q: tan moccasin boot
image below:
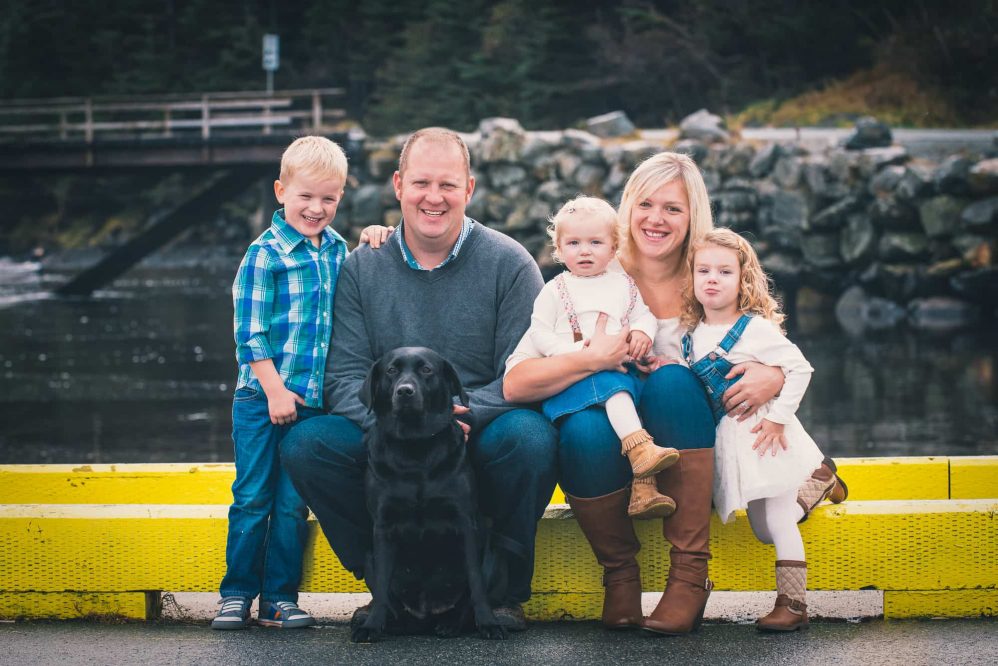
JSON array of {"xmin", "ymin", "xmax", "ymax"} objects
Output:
[{"xmin": 621, "ymin": 429, "xmax": 680, "ymax": 479}]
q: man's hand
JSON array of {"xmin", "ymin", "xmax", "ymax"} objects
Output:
[
  {"xmin": 750, "ymin": 419, "xmax": 788, "ymax": 457},
  {"xmin": 268, "ymin": 388, "xmax": 306, "ymax": 426},
  {"xmin": 626, "ymin": 330, "xmax": 652, "ymax": 361},
  {"xmin": 453, "ymin": 404, "xmax": 471, "ymax": 442},
  {"xmin": 359, "ymin": 225, "xmax": 395, "ymax": 249}
]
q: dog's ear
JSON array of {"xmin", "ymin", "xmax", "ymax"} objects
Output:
[
  {"xmin": 359, "ymin": 357, "xmax": 382, "ymax": 413},
  {"xmin": 441, "ymin": 359, "xmax": 469, "ymax": 407}
]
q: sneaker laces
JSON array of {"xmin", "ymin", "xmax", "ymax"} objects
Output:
[
  {"xmin": 218, "ymin": 597, "xmax": 248, "ymax": 614},
  {"xmin": 269, "ymin": 601, "xmax": 304, "ymax": 616}
]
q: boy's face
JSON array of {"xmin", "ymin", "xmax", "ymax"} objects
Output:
[{"xmin": 274, "ymin": 170, "xmax": 345, "ymax": 247}]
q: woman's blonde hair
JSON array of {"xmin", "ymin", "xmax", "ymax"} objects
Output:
[
  {"xmin": 617, "ymin": 151, "xmax": 713, "ymax": 266},
  {"xmin": 680, "ymin": 228, "xmax": 785, "ymax": 332},
  {"xmin": 546, "ymin": 195, "xmax": 619, "ymax": 264}
]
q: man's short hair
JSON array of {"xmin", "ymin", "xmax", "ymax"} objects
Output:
[
  {"xmin": 280, "ymin": 136, "xmax": 348, "ymax": 183},
  {"xmin": 398, "ymin": 127, "xmax": 471, "ymax": 181}
]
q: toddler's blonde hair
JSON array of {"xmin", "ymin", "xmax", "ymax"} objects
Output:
[
  {"xmin": 681, "ymin": 228, "xmax": 785, "ymax": 332},
  {"xmin": 546, "ymin": 195, "xmax": 619, "ymax": 264},
  {"xmin": 280, "ymin": 136, "xmax": 348, "ymax": 184}
]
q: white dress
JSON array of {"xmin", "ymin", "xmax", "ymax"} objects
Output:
[{"xmin": 688, "ymin": 317, "xmax": 825, "ymax": 524}]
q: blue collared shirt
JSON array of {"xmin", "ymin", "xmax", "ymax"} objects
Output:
[
  {"xmin": 396, "ymin": 217, "xmax": 473, "ymax": 270},
  {"xmin": 232, "ymin": 209, "xmax": 347, "ymax": 408}
]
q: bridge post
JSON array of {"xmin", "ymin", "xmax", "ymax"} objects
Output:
[
  {"xmin": 312, "ymin": 91, "xmax": 321, "ymax": 129},
  {"xmin": 84, "ymin": 99, "xmax": 93, "ymax": 143},
  {"xmin": 200, "ymin": 95, "xmax": 210, "ymax": 140}
]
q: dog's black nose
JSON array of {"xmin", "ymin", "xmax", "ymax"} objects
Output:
[{"xmin": 396, "ymin": 383, "xmax": 415, "ymax": 397}]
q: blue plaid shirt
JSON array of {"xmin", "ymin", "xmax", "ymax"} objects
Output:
[{"xmin": 233, "ymin": 209, "xmax": 347, "ymax": 408}]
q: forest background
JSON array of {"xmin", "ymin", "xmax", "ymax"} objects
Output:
[{"xmin": 1, "ymin": 0, "xmax": 995, "ymax": 132}]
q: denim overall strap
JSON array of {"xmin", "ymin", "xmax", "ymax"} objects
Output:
[
  {"xmin": 554, "ymin": 273, "xmax": 583, "ymax": 342},
  {"xmin": 681, "ymin": 330, "xmax": 695, "ymax": 366},
  {"xmin": 714, "ymin": 314, "xmax": 753, "ymax": 358}
]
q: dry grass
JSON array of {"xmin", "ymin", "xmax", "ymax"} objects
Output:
[{"xmin": 731, "ymin": 65, "xmax": 971, "ymax": 129}]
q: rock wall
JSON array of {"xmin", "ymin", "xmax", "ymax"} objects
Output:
[{"xmin": 339, "ymin": 116, "xmax": 997, "ymax": 332}]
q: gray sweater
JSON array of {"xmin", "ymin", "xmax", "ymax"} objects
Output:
[{"xmin": 323, "ymin": 222, "xmax": 543, "ymax": 431}]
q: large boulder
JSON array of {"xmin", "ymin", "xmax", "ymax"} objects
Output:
[
  {"xmin": 961, "ymin": 196, "xmax": 998, "ymax": 228},
  {"xmin": 840, "ymin": 213, "xmax": 877, "ymax": 264},
  {"xmin": 834, "ymin": 285, "xmax": 905, "ymax": 335},
  {"xmin": 678, "ymin": 109, "xmax": 730, "ymax": 143},
  {"xmin": 907, "ymin": 297, "xmax": 979, "ymax": 331},
  {"xmin": 918, "ymin": 195, "xmax": 966, "ymax": 238},
  {"xmin": 586, "ymin": 110, "xmax": 636, "ymax": 138},
  {"xmin": 934, "ymin": 156, "xmax": 973, "ymax": 195},
  {"xmin": 843, "ymin": 116, "xmax": 893, "ymax": 150},
  {"xmin": 349, "ymin": 183, "xmax": 384, "ymax": 226},
  {"xmin": 968, "ymin": 158, "xmax": 998, "ymax": 194},
  {"xmin": 477, "ymin": 117, "xmax": 527, "ymax": 163}
]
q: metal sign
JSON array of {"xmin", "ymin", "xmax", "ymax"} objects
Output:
[{"xmin": 262, "ymin": 34, "xmax": 280, "ymax": 71}]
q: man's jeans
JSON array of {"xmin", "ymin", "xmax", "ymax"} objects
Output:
[
  {"xmin": 558, "ymin": 364, "xmax": 716, "ymax": 498},
  {"xmin": 220, "ymin": 386, "xmax": 323, "ymax": 602},
  {"xmin": 281, "ymin": 408, "xmax": 558, "ymax": 605}
]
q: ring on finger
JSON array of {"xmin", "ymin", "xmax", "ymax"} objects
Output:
[{"xmin": 739, "ymin": 400, "xmax": 750, "ymax": 412}]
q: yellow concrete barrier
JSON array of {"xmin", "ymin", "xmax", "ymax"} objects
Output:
[
  {"xmin": 0, "ymin": 455, "xmax": 977, "ymax": 506},
  {"xmin": 1, "ymin": 499, "xmax": 994, "ymax": 621}
]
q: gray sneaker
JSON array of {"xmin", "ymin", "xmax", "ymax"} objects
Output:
[
  {"xmin": 257, "ymin": 600, "xmax": 316, "ymax": 629},
  {"xmin": 211, "ymin": 596, "xmax": 252, "ymax": 630}
]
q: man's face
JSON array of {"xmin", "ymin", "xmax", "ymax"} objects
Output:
[{"xmin": 392, "ymin": 138, "xmax": 475, "ymax": 250}]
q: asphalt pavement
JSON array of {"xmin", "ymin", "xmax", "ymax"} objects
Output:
[{"xmin": 3, "ymin": 618, "xmax": 995, "ymax": 666}]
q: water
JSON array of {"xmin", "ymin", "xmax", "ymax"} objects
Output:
[{"xmin": 0, "ymin": 255, "xmax": 995, "ymax": 464}]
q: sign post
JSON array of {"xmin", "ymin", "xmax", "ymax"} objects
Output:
[{"xmin": 262, "ymin": 34, "xmax": 279, "ymax": 95}]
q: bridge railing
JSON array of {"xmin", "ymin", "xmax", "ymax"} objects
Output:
[{"xmin": 0, "ymin": 88, "xmax": 347, "ymax": 142}]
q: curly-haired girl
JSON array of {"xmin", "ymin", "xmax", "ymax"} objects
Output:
[{"xmin": 680, "ymin": 228, "xmax": 846, "ymax": 632}]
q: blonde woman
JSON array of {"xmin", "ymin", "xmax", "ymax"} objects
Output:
[{"xmin": 504, "ymin": 152, "xmax": 787, "ymax": 635}]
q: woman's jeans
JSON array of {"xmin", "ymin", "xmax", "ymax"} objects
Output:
[
  {"xmin": 280, "ymin": 408, "xmax": 558, "ymax": 606},
  {"xmin": 558, "ymin": 365, "xmax": 715, "ymax": 498},
  {"xmin": 220, "ymin": 387, "xmax": 323, "ymax": 602}
]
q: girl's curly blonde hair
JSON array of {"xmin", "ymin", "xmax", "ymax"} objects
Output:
[
  {"xmin": 680, "ymin": 228, "xmax": 785, "ymax": 332},
  {"xmin": 546, "ymin": 195, "xmax": 619, "ymax": 264}
]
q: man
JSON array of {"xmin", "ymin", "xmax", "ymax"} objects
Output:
[{"xmin": 280, "ymin": 127, "xmax": 558, "ymax": 631}]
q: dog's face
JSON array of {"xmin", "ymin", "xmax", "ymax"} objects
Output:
[{"xmin": 360, "ymin": 347, "xmax": 468, "ymax": 437}]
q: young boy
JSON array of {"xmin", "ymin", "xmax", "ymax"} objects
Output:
[{"xmin": 212, "ymin": 136, "xmax": 349, "ymax": 630}]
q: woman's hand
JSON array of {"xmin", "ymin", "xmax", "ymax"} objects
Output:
[
  {"xmin": 633, "ymin": 355, "xmax": 678, "ymax": 374},
  {"xmin": 722, "ymin": 361, "xmax": 785, "ymax": 422},
  {"xmin": 584, "ymin": 313, "xmax": 631, "ymax": 373},
  {"xmin": 751, "ymin": 419, "xmax": 788, "ymax": 456}
]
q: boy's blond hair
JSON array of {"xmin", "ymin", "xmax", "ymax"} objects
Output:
[
  {"xmin": 546, "ymin": 195, "xmax": 619, "ymax": 264},
  {"xmin": 681, "ymin": 228, "xmax": 786, "ymax": 332},
  {"xmin": 617, "ymin": 151, "xmax": 713, "ymax": 267},
  {"xmin": 279, "ymin": 135, "xmax": 348, "ymax": 183}
]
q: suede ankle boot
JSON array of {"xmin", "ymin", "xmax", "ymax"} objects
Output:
[
  {"xmin": 621, "ymin": 429, "xmax": 680, "ymax": 479},
  {"xmin": 643, "ymin": 448, "xmax": 714, "ymax": 636},
  {"xmin": 757, "ymin": 560, "xmax": 809, "ymax": 632},
  {"xmin": 567, "ymin": 488, "xmax": 644, "ymax": 629},
  {"xmin": 627, "ymin": 476, "xmax": 676, "ymax": 519}
]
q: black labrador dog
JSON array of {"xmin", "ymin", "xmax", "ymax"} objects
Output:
[{"xmin": 352, "ymin": 346, "xmax": 506, "ymax": 642}]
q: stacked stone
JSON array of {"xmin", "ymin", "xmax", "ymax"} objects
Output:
[{"xmin": 339, "ymin": 113, "xmax": 997, "ymax": 332}]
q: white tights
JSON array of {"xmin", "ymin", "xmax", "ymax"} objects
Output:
[
  {"xmin": 604, "ymin": 391, "xmax": 643, "ymax": 440},
  {"xmin": 746, "ymin": 488, "xmax": 806, "ymax": 561}
]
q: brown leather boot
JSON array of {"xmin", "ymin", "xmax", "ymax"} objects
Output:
[
  {"xmin": 621, "ymin": 429, "xmax": 680, "ymax": 479},
  {"xmin": 643, "ymin": 447, "xmax": 714, "ymax": 636},
  {"xmin": 757, "ymin": 560, "xmax": 809, "ymax": 632},
  {"xmin": 822, "ymin": 457, "xmax": 849, "ymax": 504},
  {"xmin": 566, "ymin": 488, "xmax": 644, "ymax": 630},
  {"xmin": 627, "ymin": 476, "xmax": 676, "ymax": 519}
]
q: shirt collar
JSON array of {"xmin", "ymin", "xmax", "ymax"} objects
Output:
[
  {"xmin": 272, "ymin": 209, "xmax": 346, "ymax": 254},
  {"xmin": 396, "ymin": 217, "xmax": 474, "ymax": 271}
]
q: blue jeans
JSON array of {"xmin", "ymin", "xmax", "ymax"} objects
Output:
[
  {"xmin": 220, "ymin": 387, "xmax": 323, "ymax": 602},
  {"xmin": 558, "ymin": 364, "xmax": 715, "ymax": 498},
  {"xmin": 280, "ymin": 408, "xmax": 558, "ymax": 606}
]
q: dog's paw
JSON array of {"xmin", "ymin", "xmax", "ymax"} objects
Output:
[
  {"xmin": 477, "ymin": 622, "xmax": 508, "ymax": 640},
  {"xmin": 350, "ymin": 625, "xmax": 383, "ymax": 643},
  {"xmin": 433, "ymin": 621, "xmax": 463, "ymax": 639}
]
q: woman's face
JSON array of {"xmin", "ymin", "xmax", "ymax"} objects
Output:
[{"xmin": 627, "ymin": 179, "xmax": 691, "ymax": 262}]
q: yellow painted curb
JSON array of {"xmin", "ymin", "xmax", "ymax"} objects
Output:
[
  {"xmin": 0, "ymin": 592, "xmax": 149, "ymax": 620},
  {"xmin": 950, "ymin": 456, "xmax": 998, "ymax": 499},
  {"xmin": 884, "ymin": 590, "xmax": 998, "ymax": 619},
  {"xmin": 833, "ymin": 457, "xmax": 949, "ymax": 500}
]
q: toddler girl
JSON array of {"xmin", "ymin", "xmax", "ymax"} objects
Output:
[
  {"xmin": 680, "ymin": 228, "xmax": 845, "ymax": 632},
  {"xmin": 526, "ymin": 196, "xmax": 680, "ymax": 519}
]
